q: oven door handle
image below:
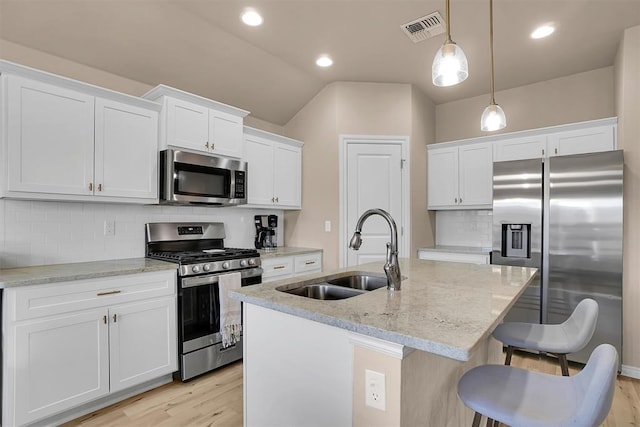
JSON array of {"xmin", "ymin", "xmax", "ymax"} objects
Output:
[{"xmin": 181, "ymin": 267, "xmax": 263, "ymax": 288}]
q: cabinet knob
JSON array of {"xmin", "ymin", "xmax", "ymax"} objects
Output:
[
  {"xmin": 211, "ymin": 143, "xmax": 215, "ymax": 151},
  {"xmin": 275, "ymin": 197, "xmax": 279, "ymax": 203},
  {"xmin": 89, "ymin": 182, "xmax": 93, "ymax": 191},
  {"xmin": 272, "ymin": 197, "xmax": 275, "ymax": 203},
  {"xmin": 205, "ymin": 142, "xmax": 209, "ymax": 149}
]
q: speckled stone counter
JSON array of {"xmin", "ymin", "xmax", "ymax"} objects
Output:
[
  {"xmin": 257, "ymin": 247, "xmax": 322, "ymax": 259},
  {"xmin": 232, "ymin": 258, "xmax": 536, "ymax": 361},
  {"xmin": 0, "ymin": 258, "xmax": 177, "ymax": 288}
]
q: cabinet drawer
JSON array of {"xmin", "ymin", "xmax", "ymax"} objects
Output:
[
  {"xmin": 8, "ymin": 270, "xmax": 176, "ymax": 321},
  {"xmin": 294, "ymin": 253, "xmax": 322, "ymax": 274},
  {"xmin": 261, "ymin": 257, "xmax": 294, "ymax": 279}
]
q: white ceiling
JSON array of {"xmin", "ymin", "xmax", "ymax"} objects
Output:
[{"xmin": 1, "ymin": 0, "xmax": 639, "ymax": 125}]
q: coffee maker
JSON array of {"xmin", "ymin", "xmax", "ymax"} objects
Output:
[{"xmin": 254, "ymin": 215, "xmax": 278, "ymax": 250}]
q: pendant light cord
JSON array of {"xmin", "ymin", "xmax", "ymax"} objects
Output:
[
  {"xmin": 489, "ymin": 0, "xmax": 496, "ymax": 104},
  {"xmin": 445, "ymin": 0, "xmax": 452, "ymax": 43}
]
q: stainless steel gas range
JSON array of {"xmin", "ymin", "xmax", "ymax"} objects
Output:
[{"xmin": 145, "ymin": 222, "xmax": 262, "ymax": 381}]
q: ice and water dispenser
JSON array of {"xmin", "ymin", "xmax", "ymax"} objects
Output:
[{"xmin": 501, "ymin": 224, "xmax": 531, "ymax": 258}]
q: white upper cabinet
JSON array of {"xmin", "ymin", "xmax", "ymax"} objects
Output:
[
  {"xmin": 1, "ymin": 61, "xmax": 161, "ymax": 203},
  {"xmin": 493, "ymin": 118, "xmax": 616, "ymax": 162},
  {"xmin": 243, "ymin": 126, "xmax": 303, "ymax": 210},
  {"xmin": 428, "ymin": 142, "xmax": 493, "ymax": 210},
  {"xmin": 143, "ymin": 85, "xmax": 249, "ymax": 159}
]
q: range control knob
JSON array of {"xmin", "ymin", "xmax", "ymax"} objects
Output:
[
  {"xmin": 222, "ymin": 262, "xmax": 230, "ymax": 269},
  {"xmin": 240, "ymin": 259, "xmax": 248, "ymax": 267},
  {"xmin": 202, "ymin": 264, "xmax": 211, "ymax": 272},
  {"xmin": 248, "ymin": 258, "xmax": 256, "ymax": 266},
  {"xmin": 192, "ymin": 265, "xmax": 201, "ymax": 274}
]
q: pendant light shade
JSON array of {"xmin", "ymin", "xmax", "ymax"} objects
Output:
[
  {"xmin": 432, "ymin": 0, "xmax": 468, "ymax": 87},
  {"xmin": 481, "ymin": 103, "xmax": 506, "ymax": 131},
  {"xmin": 481, "ymin": 0, "xmax": 506, "ymax": 131}
]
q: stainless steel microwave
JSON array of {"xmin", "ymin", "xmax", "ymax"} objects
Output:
[{"xmin": 159, "ymin": 149, "xmax": 247, "ymax": 206}]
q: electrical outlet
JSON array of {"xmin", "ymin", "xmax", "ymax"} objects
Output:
[
  {"xmin": 324, "ymin": 220, "xmax": 331, "ymax": 232},
  {"xmin": 104, "ymin": 220, "xmax": 115, "ymax": 236},
  {"xmin": 365, "ymin": 369, "xmax": 386, "ymax": 411}
]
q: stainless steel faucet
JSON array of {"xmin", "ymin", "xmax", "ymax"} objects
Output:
[{"xmin": 349, "ymin": 208, "xmax": 402, "ymax": 291}]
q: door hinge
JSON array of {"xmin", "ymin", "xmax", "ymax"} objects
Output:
[{"xmin": 401, "ymin": 159, "xmax": 406, "ymax": 169}]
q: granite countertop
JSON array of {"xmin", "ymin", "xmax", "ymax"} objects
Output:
[
  {"xmin": 232, "ymin": 258, "xmax": 536, "ymax": 361},
  {"xmin": 258, "ymin": 247, "xmax": 322, "ymax": 258},
  {"xmin": 0, "ymin": 258, "xmax": 177, "ymax": 288},
  {"xmin": 418, "ymin": 245, "xmax": 492, "ymax": 254}
]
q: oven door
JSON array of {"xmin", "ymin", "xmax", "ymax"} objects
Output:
[{"xmin": 178, "ymin": 267, "xmax": 261, "ymax": 379}]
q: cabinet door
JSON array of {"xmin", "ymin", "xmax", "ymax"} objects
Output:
[
  {"xmin": 274, "ymin": 143, "xmax": 302, "ymax": 208},
  {"xmin": 244, "ymin": 135, "xmax": 275, "ymax": 206},
  {"xmin": 95, "ymin": 98, "xmax": 159, "ymax": 200},
  {"xmin": 210, "ymin": 110, "xmax": 243, "ymax": 158},
  {"xmin": 165, "ymin": 97, "xmax": 209, "ymax": 152},
  {"xmin": 6, "ymin": 75, "xmax": 95, "ymax": 196},
  {"xmin": 427, "ymin": 146, "xmax": 459, "ymax": 208},
  {"xmin": 548, "ymin": 125, "xmax": 615, "ymax": 157},
  {"xmin": 493, "ymin": 136, "xmax": 547, "ymax": 161},
  {"xmin": 10, "ymin": 309, "xmax": 109, "ymax": 426},
  {"xmin": 109, "ymin": 297, "xmax": 177, "ymax": 393},
  {"xmin": 458, "ymin": 142, "xmax": 493, "ymax": 207}
]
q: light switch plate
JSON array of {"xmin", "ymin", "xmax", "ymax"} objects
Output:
[
  {"xmin": 324, "ymin": 220, "xmax": 331, "ymax": 232},
  {"xmin": 365, "ymin": 369, "xmax": 386, "ymax": 411}
]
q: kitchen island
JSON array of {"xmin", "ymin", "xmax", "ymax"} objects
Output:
[{"xmin": 232, "ymin": 258, "xmax": 536, "ymax": 427}]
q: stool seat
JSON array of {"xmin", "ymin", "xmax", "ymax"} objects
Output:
[
  {"xmin": 457, "ymin": 344, "xmax": 618, "ymax": 427},
  {"xmin": 493, "ymin": 298, "xmax": 598, "ymax": 354}
]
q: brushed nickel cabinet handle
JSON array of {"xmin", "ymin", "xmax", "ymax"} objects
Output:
[
  {"xmin": 275, "ymin": 197, "xmax": 279, "ymax": 203},
  {"xmin": 98, "ymin": 183, "xmax": 102, "ymax": 192},
  {"xmin": 113, "ymin": 314, "xmax": 117, "ymax": 323},
  {"xmin": 459, "ymin": 198, "xmax": 462, "ymax": 204},
  {"xmin": 273, "ymin": 265, "xmax": 286, "ymax": 270},
  {"xmin": 305, "ymin": 261, "xmax": 316, "ymax": 265},
  {"xmin": 272, "ymin": 197, "xmax": 275, "ymax": 203},
  {"xmin": 205, "ymin": 142, "xmax": 209, "ymax": 149},
  {"xmin": 103, "ymin": 315, "xmax": 107, "ymax": 325},
  {"xmin": 89, "ymin": 182, "xmax": 93, "ymax": 191},
  {"xmin": 97, "ymin": 290, "xmax": 122, "ymax": 296},
  {"xmin": 211, "ymin": 143, "xmax": 215, "ymax": 150},
  {"xmin": 542, "ymin": 149, "xmax": 545, "ymax": 155},
  {"xmin": 555, "ymin": 148, "xmax": 558, "ymax": 155},
  {"xmin": 454, "ymin": 197, "xmax": 458, "ymax": 204}
]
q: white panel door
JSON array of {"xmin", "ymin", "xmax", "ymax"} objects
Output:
[
  {"xmin": 109, "ymin": 297, "xmax": 177, "ymax": 393},
  {"xmin": 347, "ymin": 143, "xmax": 403, "ymax": 266},
  {"xmin": 95, "ymin": 98, "xmax": 159, "ymax": 200},
  {"xmin": 7, "ymin": 75, "xmax": 94, "ymax": 196},
  {"xmin": 458, "ymin": 142, "xmax": 493, "ymax": 207},
  {"xmin": 244, "ymin": 135, "xmax": 275, "ymax": 206},
  {"xmin": 548, "ymin": 125, "xmax": 615, "ymax": 157},
  {"xmin": 493, "ymin": 136, "xmax": 547, "ymax": 161},
  {"xmin": 210, "ymin": 110, "xmax": 243, "ymax": 158},
  {"xmin": 427, "ymin": 146, "xmax": 458, "ymax": 208},
  {"xmin": 12, "ymin": 309, "xmax": 109, "ymax": 426},
  {"xmin": 274, "ymin": 144, "xmax": 302, "ymax": 208},
  {"xmin": 166, "ymin": 97, "xmax": 209, "ymax": 153}
]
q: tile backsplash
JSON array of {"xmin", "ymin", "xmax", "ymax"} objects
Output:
[
  {"xmin": 435, "ymin": 210, "xmax": 492, "ymax": 248},
  {"xmin": 0, "ymin": 199, "xmax": 283, "ymax": 268}
]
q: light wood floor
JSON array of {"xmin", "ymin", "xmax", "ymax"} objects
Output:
[{"xmin": 64, "ymin": 352, "xmax": 639, "ymax": 426}]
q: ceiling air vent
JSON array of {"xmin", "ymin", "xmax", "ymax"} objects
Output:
[{"xmin": 400, "ymin": 12, "xmax": 445, "ymax": 43}]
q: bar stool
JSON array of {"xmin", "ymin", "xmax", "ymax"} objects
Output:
[
  {"xmin": 457, "ymin": 343, "xmax": 618, "ymax": 427},
  {"xmin": 492, "ymin": 298, "xmax": 599, "ymax": 376}
]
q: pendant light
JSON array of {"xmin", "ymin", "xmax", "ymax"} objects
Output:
[
  {"xmin": 481, "ymin": 0, "xmax": 506, "ymax": 131},
  {"xmin": 432, "ymin": 0, "xmax": 468, "ymax": 87}
]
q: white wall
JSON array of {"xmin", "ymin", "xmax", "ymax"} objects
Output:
[{"xmin": 0, "ymin": 200, "xmax": 282, "ymax": 268}]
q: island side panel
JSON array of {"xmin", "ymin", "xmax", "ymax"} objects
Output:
[
  {"xmin": 399, "ymin": 336, "xmax": 503, "ymax": 426},
  {"xmin": 243, "ymin": 304, "xmax": 354, "ymax": 427}
]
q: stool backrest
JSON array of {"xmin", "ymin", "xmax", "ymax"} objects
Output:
[
  {"xmin": 562, "ymin": 298, "xmax": 599, "ymax": 354},
  {"xmin": 571, "ymin": 344, "xmax": 618, "ymax": 426}
]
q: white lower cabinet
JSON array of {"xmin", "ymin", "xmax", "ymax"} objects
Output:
[
  {"xmin": 261, "ymin": 251, "xmax": 322, "ymax": 283},
  {"xmin": 3, "ymin": 270, "xmax": 177, "ymax": 426}
]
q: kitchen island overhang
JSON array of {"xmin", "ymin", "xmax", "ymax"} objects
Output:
[{"xmin": 232, "ymin": 258, "xmax": 537, "ymax": 427}]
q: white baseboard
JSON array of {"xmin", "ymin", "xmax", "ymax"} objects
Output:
[{"xmin": 621, "ymin": 364, "xmax": 640, "ymax": 379}]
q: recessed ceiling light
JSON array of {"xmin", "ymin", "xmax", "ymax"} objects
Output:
[
  {"xmin": 241, "ymin": 9, "xmax": 263, "ymax": 27},
  {"xmin": 316, "ymin": 55, "xmax": 333, "ymax": 67},
  {"xmin": 531, "ymin": 25, "xmax": 555, "ymax": 39}
]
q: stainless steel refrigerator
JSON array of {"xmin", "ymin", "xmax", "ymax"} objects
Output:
[{"xmin": 491, "ymin": 150, "xmax": 623, "ymax": 365}]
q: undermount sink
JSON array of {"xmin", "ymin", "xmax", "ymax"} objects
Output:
[{"xmin": 276, "ymin": 273, "xmax": 388, "ymax": 300}]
